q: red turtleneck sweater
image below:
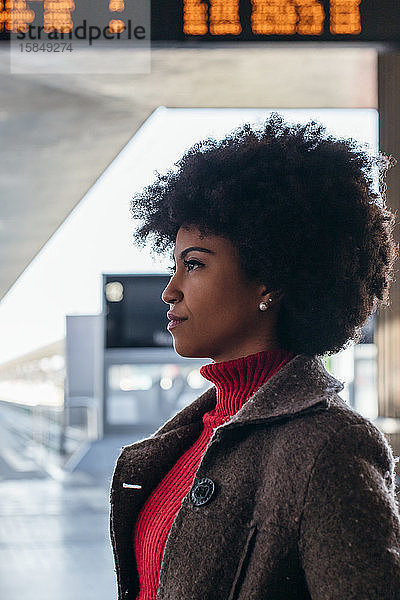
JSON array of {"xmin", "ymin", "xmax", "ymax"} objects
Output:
[{"xmin": 133, "ymin": 348, "xmax": 295, "ymax": 600}]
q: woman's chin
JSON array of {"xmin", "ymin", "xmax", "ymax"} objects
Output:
[{"xmin": 172, "ymin": 340, "xmax": 208, "ymax": 359}]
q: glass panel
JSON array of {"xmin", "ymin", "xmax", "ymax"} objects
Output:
[{"xmin": 106, "ymin": 363, "xmax": 210, "ymax": 426}]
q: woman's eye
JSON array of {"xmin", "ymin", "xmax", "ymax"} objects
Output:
[
  {"xmin": 167, "ymin": 260, "xmax": 203, "ymax": 275},
  {"xmin": 183, "ymin": 259, "xmax": 202, "ymax": 272}
]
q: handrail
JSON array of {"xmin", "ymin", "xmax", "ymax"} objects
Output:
[{"xmin": 0, "ymin": 397, "xmax": 100, "ymax": 474}]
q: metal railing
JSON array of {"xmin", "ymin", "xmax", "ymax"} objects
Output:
[{"xmin": 0, "ymin": 398, "xmax": 101, "ymax": 474}]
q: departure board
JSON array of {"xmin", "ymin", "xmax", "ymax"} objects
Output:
[
  {"xmin": 1, "ymin": 0, "xmax": 399, "ymax": 43},
  {"xmin": 153, "ymin": 0, "xmax": 400, "ymax": 43}
]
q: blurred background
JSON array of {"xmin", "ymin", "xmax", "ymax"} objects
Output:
[{"xmin": 1, "ymin": 2, "xmax": 400, "ymax": 599}]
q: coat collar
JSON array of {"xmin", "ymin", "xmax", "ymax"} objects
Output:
[{"xmin": 154, "ymin": 354, "xmax": 344, "ymax": 436}]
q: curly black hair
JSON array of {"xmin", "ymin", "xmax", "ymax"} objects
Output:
[{"xmin": 130, "ymin": 112, "xmax": 398, "ymax": 357}]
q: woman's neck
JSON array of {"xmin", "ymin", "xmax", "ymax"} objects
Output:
[{"xmin": 200, "ymin": 348, "xmax": 295, "ymax": 418}]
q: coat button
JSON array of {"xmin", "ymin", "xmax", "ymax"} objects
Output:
[{"xmin": 190, "ymin": 477, "xmax": 215, "ymax": 506}]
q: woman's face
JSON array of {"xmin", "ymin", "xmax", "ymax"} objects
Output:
[{"xmin": 161, "ymin": 225, "xmax": 281, "ymax": 362}]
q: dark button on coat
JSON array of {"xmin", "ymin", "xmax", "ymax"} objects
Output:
[
  {"xmin": 109, "ymin": 354, "xmax": 400, "ymax": 600},
  {"xmin": 190, "ymin": 477, "xmax": 215, "ymax": 506}
]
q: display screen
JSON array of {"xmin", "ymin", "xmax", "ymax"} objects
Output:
[
  {"xmin": 152, "ymin": 0, "xmax": 400, "ymax": 42},
  {"xmin": 104, "ymin": 274, "xmax": 173, "ymax": 349},
  {"xmin": 1, "ymin": 1, "xmax": 399, "ymax": 43}
]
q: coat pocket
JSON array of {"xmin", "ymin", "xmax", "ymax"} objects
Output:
[{"xmin": 228, "ymin": 523, "xmax": 258, "ymax": 600}]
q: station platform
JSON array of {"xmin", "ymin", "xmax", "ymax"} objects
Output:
[{"xmin": 0, "ymin": 431, "xmax": 153, "ymax": 600}]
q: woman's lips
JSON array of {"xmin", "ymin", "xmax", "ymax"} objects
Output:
[{"xmin": 167, "ymin": 318, "xmax": 187, "ymax": 330}]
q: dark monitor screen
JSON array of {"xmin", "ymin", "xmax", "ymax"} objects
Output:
[{"xmin": 104, "ymin": 274, "xmax": 172, "ymax": 348}]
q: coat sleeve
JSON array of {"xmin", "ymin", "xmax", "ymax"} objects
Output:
[{"xmin": 298, "ymin": 421, "xmax": 400, "ymax": 600}]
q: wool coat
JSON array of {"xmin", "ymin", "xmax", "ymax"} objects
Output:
[{"xmin": 109, "ymin": 353, "xmax": 400, "ymax": 600}]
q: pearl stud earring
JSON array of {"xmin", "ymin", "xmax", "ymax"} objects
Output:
[{"xmin": 259, "ymin": 298, "xmax": 273, "ymax": 311}]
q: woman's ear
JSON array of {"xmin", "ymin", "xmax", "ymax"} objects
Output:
[{"xmin": 260, "ymin": 288, "xmax": 284, "ymax": 301}]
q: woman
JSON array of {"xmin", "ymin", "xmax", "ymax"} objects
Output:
[{"xmin": 109, "ymin": 113, "xmax": 400, "ymax": 600}]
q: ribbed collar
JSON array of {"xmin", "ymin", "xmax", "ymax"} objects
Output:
[{"xmin": 199, "ymin": 349, "xmax": 295, "ymax": 429}]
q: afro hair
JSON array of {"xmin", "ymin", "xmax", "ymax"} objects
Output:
[{"xmin": 130, "ymin": 112, "xmax": 398, "ymax": 357}]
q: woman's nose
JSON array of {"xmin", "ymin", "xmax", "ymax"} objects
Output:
[{"xmin": 161, "ymin": 276, "xmax": 183, "ymax": 305}]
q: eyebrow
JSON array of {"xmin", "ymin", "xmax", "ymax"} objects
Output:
[{"xmin": 173, "ymin": 246, "xmax": 215, "ymax": 261}]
